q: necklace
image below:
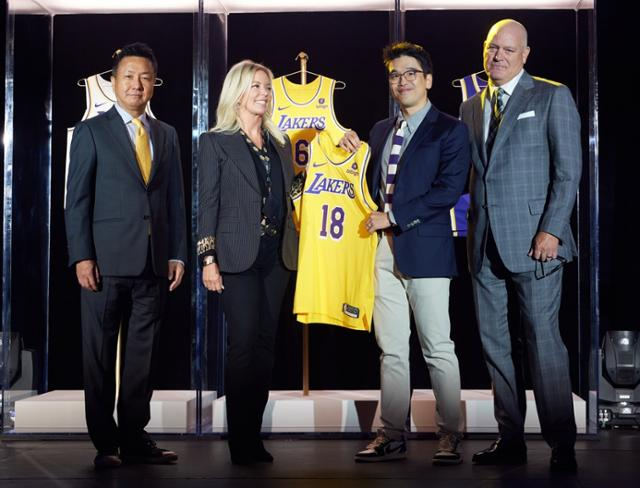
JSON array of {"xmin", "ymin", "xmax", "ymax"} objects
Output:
[
  {"xmin": 240, "ymin": 128, "xmax": 272, "ymax": 197},
  {"xmin": 240, "ymin": 129, "xmax": 270, "ymax": 163}
]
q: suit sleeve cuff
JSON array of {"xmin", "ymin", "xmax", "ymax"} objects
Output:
[{"xmin": 197, "ymin": 235, "xmax": 216, "ymax": 255}]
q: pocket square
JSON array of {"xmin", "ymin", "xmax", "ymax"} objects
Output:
[{"xmin": 517, "ymin": 110, "xmax": 535, "ymax": 120}]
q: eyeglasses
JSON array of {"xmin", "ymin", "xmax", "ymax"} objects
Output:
[
  {"xmin": 388, "ymin": 69, "xmax": 425, "ymax": 84},
  {"xmin": 534, "ymin": 256, "xmax": 568, "ymax": 280}
]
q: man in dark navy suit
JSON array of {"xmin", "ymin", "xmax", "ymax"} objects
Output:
[
  {"xmin": 341, "ymin": 42, "xmax": 469, "ymax": 465},
  {"xmin": 65, "ymin": 43, "xmax": 187, "ymax": 469}
]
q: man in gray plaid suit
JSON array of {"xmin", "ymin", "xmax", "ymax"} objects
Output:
[{"xmin": 460, "ymin": 19, "xmax": 581, "ymax": 473}]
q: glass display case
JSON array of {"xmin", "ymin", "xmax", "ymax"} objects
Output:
[{"xmin": 2, "ymin": 0, "xmax": 598, "ymax": 436}]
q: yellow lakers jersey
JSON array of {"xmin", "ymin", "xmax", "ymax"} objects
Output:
[
  {"xmin": 272, "ymin": 75, "xmax": 347, "ymax": 174},
  {"xmin": 293, "ymin": 132, "xmax": 377, "ymax": 331}
]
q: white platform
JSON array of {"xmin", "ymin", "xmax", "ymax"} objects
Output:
[
  {"xmin": 212, "ymin": 389, "xmax": 587, "ymax": 434},
  {"xmin": 411, "ymin": 389, "xmax": 587, "ymax": 434},
  {"xmin": 12, "ymin": 390, "xmax": 216, "ymax": 433},
  {"xmin": 212, "ymin": 390, "xmax": 383, "ymax": 433},
  {"xmin": 11, "ymin": 389, "xmax": 586, "ymax": 434}
]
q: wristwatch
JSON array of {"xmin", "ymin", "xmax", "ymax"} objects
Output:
[{"xmin": 202, "ymin": 255, "xmax": 216, "ymax": 266}]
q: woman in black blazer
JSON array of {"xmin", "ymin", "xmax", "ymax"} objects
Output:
[{"xmin": 197, "ymin": 60, "xmax": 298, "ymax": 465}]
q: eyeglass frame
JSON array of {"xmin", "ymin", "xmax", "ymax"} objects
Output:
[
  {"xmin": 388, "ymin": 69, "xmax": 426, "ymax": 84},
  {"xmin": 534, "ymin": 255, "xmax": 568, "ymax": 280}
]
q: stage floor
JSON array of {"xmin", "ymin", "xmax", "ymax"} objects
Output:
[{"xmin": 1, "ymin": 430, "xmax": 639, "ymax": 487}]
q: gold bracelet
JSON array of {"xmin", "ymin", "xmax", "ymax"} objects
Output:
[{"xmin": 202, "ymin": 255, "xmax": 216, "ymax": 266}]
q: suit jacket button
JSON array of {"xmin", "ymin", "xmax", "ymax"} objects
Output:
[{"xmin": 143, "ymin": 215, "xmax": 150, "ymax": 220}]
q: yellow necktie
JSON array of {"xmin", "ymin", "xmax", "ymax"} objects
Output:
[{"xmin": 131, "ymin": 118, "xmax": 152, "ymax": 184}]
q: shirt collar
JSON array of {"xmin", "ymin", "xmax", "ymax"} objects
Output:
[
  {"xmin": 489, "ymin": 69, "xmax": 524, "ymax": 98},
  {"xmin": 114, "ymin": 102, "xmax": 149, "ymax": 128},
  {"xmin": 400, "ymin": 100, "xmax": 432, "ymax": 135}
]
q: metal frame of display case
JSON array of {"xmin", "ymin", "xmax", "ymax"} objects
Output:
[{"xmin": 1, "ymin": 0, "xmax": 598, "ymax": 437}]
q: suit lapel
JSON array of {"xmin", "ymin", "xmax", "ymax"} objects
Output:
[
  {"xmin": 367, "ymin": 118, "xmax": 395, "ymax": 197},
  {"xmin": 476, "ymin": 90, "xmax": 488, "ymax": 166},
  {"xmin": 273, "ymin": 136, "xmax": 293, "ymax": 188},
  {"xmin": 395, "ymin": 105, "xmax": 437, "ymax": 182},
  {"xmin": 103, "ymin": 107, "xmax": 146, "ymax": 185},
  {"xmin": 217, "ymin": 132, "xmax": 261, "ymax": 194},
  {"xmin": 147, "ymin": 117, "xmax": 165, "ymax": 185},
  {"xmin": 488, "ymin": 71, "xmax": 535, "ymax": 164}
]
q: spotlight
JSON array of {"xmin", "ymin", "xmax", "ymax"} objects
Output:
[{"xmin": 599, "ymin": 331, "xmax": 640, "ymax": 428}]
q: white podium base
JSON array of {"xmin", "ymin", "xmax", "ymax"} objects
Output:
[
  {"xmin": 12, "ymin": 390, "xmax": 216, "ymax": 433},
  {"xmin": 411, "ymin": 389, "xmax": 587, "ymax": 434},
  {"xmin": 211, "ymin": 389, "xmax": 587, "ymax": 434},
  {"xmin": 212, "ymin": 389, "xmax": 382, "ymax": 433},
  {"xmin": 11, "ymin": 389, "xmax": 586, "ymax": 434}
]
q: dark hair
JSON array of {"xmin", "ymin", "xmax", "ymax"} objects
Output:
[
  {"xmin": 382, "ymin": 42, "xmax": 433, "ymax": 75},
  {"xmin": 111, "ymin": 42, "xmax": 158, "ymax": 76}
]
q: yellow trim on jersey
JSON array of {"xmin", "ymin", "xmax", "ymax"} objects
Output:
[
  {"xmin": 460, "ymin": 82, "xmax": 469, "ymax": 102},
  {"xmin": 450, "ymin": 207, "xmax": 459, "ymax": 237},
  {"xmin": 272, "ymin": 75, "xmax": 348, "ymax": 173},
  {"xmin": 471, "ymin": 73, "xmax": 484, "ymax": 93},
  {"xmin": 279, "ymin": 75, "xmax": 323, "ymax": 106},
  {"xmin": 313, "ymin": 131, "xmax": 376, "ymax": 212}
]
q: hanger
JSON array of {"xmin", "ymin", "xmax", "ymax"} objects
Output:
[
  {"xmin": 279, "ymin": 53, "xmax": 346, "ymax": 89},
  {"xmin": 451, "ymin": 69, "xmax": 486, "ymax": 88},
  {"xmin": 280, "ymin": 68, "xmax": 346, "ymax": 90},
  {"xmin": 77, "ymin": 68, "xmax": 164, "ymax": 87}
]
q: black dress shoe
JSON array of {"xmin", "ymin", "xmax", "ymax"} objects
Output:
[
  {"xmin": 230, "ymin": 445, "xmax": 273, "ymax": 465},
  {"xmin": 252, "ymin": 443, "xmax": 274, "ymax": 463},
  {"xmin": 121, "ymin": 436, "xmax": 178, "ymax": 465},
  {"xmin": 93, "ymin": 452, "xmax": 122, "ymax": 469},
  {"xmin": 550, "ymin": 445, "xmax": 577, "ymax": 474},
  {"xmin": 472, "ymin": 438, "xmax": 527, "ymax": 465},
  {"xmin": 230, "ymin": 453, "xmax": 254, "ymax": 465}
]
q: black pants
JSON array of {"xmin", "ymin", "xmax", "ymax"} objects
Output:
[
  {"xmin": 221, "ymin": 241, "xmax": 290, "ymax": 457},
  {"xmin": 80, "ymin": 265, "xmax": 166, "ymax": 454}
]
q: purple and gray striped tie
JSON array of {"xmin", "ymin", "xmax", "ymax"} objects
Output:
[{"xmin": 383, "ymin": 119, "xmax": 407, "ymax": 212}]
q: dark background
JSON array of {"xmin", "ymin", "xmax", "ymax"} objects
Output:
[{"xmin": 3, "ymin": 4, "xmax": 628, "ymax": 404}]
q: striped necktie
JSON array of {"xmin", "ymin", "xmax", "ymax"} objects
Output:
[
  {"xmin": 132, "ymin": 118, "xmax": 152, "ymax": 184},
  {"xmin": 485, "ymin": 87, "xmax": 505, "ymax": 158},
  {"xmin": 383, "ymin": 119, "xmax": 407, "ymax": 212}
]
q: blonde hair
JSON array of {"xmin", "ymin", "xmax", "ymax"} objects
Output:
[{"xmin": 211, "ymin": 59, "xmax": 285, "ymax": 146}]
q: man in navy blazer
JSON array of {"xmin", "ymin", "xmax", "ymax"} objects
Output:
[
  {"xmin": 343, "ymin": 42, "xmax": 469, "ymax": 465},
  {"xmin": 65, "ymin": 43, "xmax": 187, "ymax": 468}
]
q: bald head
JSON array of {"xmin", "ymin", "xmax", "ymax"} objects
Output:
[
  {"xmin": 483, "ymin": 19, "xmax": 530, "ymax": 86},
  {"xmin": 486, "ymin": 19, "xmax": 528, "ymax": 48}
]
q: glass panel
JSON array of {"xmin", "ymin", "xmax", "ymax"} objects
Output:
[
  {"xmin": 404, "ymin": 7, "xmax": 598, "ymax": 435},
  {"xmin": 2, "ymin": 0, "xmax": 52, "ymax": 433},
  {"xmin": 2, "ymin": 0, "xmax": 203, "ymax": 435}
]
